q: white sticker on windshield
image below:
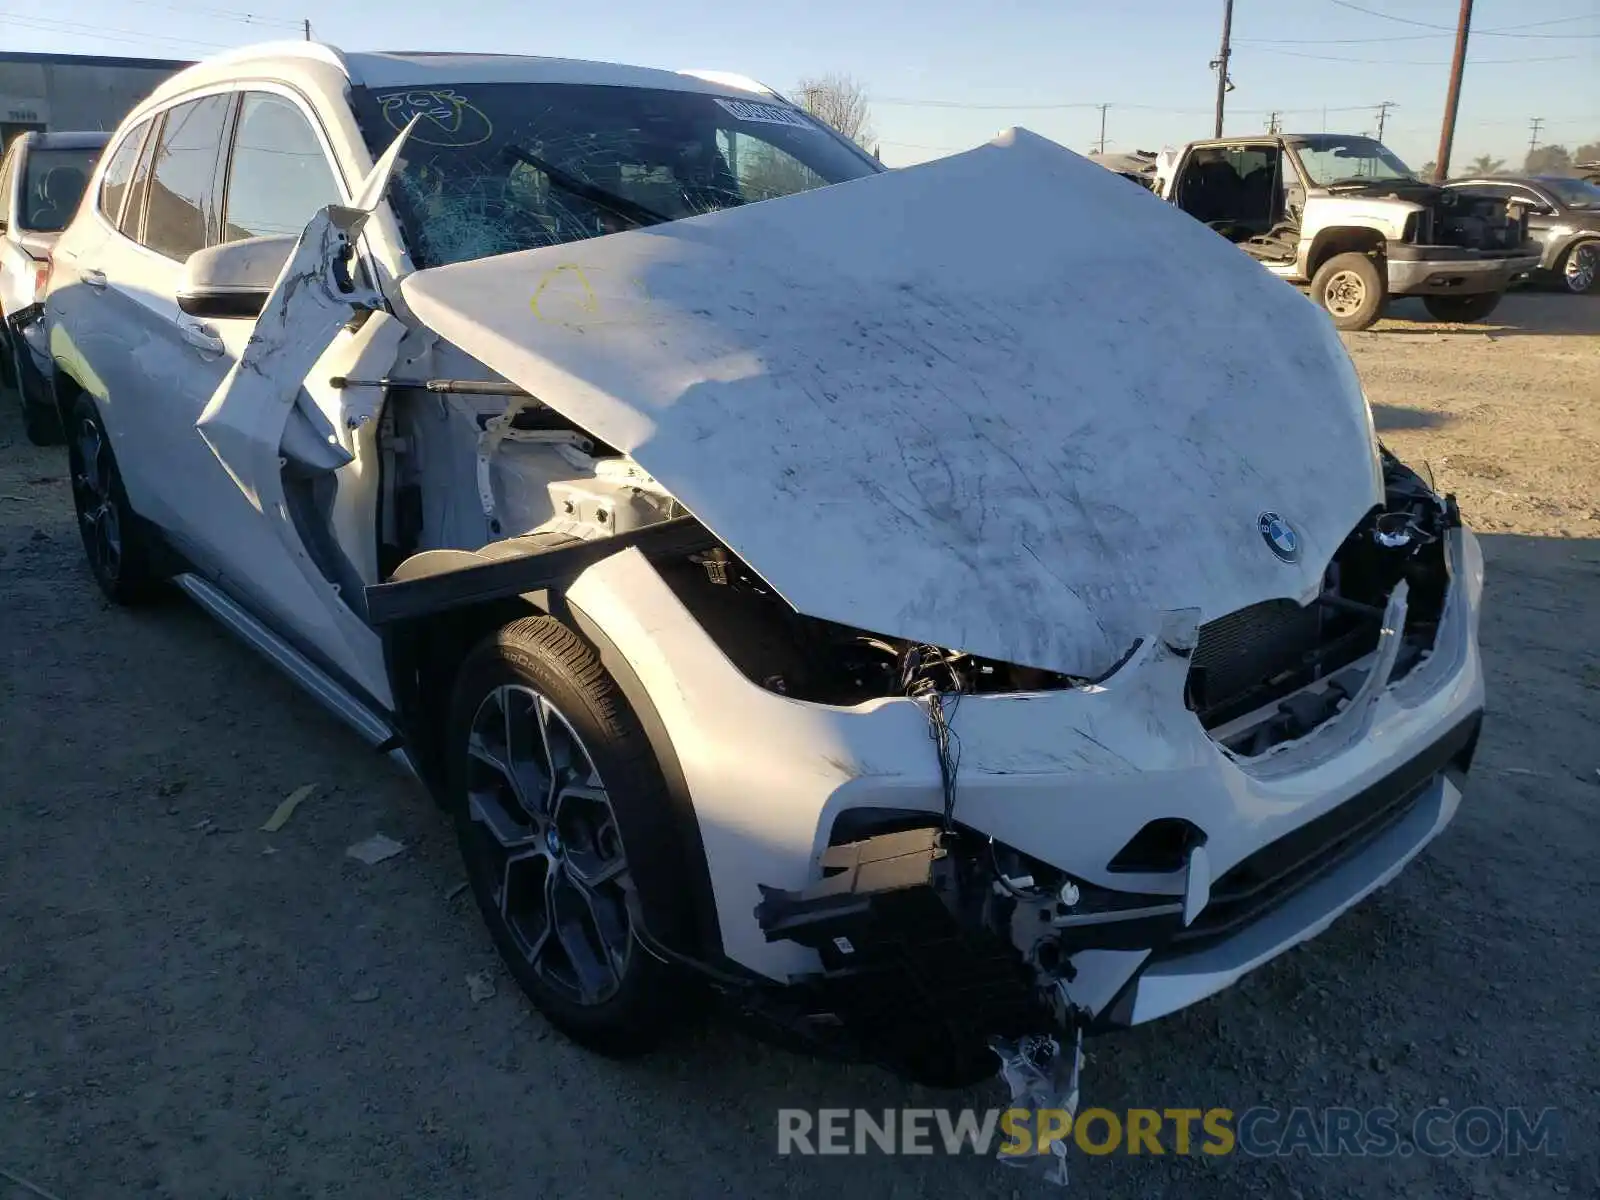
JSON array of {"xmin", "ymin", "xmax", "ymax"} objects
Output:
[{"xmin": 713, "ymin": 97, "xmax": 817, "ymax": 130}]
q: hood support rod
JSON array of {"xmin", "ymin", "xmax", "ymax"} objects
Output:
[{"xmin": 330, "ymin": 376, "xmax": 536, "ymax": 398}]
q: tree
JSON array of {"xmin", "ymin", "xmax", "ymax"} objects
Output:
[
  {"xmin": 794, "ymin": 74, "xmax": 874, "ymax": 150},
  {"xmin": 1468, "ymin": 154, "xmax": 1504, "ymax": 174},
  {"xmin": 1574, "ymin": 140, "xmax": 1600, "ymax": 165},
  {"xmin": 1417, "ymin": 160, "xmax": 1437, "ymax": 180},
  {"xmin": 1525, "ymin": 144, "xmax": 1572, "ymax": 175}
]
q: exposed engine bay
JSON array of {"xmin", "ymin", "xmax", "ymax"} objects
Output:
[{"xmin": 1384, "ymin": 180, "xmax": 1531, "ymax": 251}]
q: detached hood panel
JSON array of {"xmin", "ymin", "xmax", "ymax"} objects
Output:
[{"xmin": 401, "ymin": 129, "xmax": 1381, "ymax": 676}]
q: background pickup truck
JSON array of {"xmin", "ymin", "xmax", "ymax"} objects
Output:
[{"xmin": 1154, "ymin": 133, "xmax": 1541, "ymax": 330}]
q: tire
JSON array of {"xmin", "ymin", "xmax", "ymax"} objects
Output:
[
  {"xmin": 1422, "ymin": 292, "xmax": 1502, "ymax": 323},
  {"xmin": 1558, "ymin": 240, "xmax": 1598, "ymax": 295},
  {"xmin": 65, "ymin": 393, "xmax": 161, "ymax": 604},
  {"xmin": 447, "ymin": 615, "xmax": 693, "ymax": 1056},
  {"xmin": 1310, "ymin": 252, "xmax": 1386, "ymax": 331}
]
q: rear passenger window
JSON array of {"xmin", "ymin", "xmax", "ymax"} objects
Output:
[
  {"xmin": 142, "ymin": 94, "xmax": 232, "ymax": 260},
  {"xmin": 120, "ymin": 115, "xmax": 161, "ymax": 240},
  {"xmin": 96, "ymin": 120, "xmax": 150, "ymax": 227},
  {"xmin": 223, "ymin": 93, "xmax": 343, "ymax": 240}
]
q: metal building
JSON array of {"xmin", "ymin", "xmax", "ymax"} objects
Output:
[{"xmin": 0, "ymin": 51, "xmax": 191, "ymax": 154}]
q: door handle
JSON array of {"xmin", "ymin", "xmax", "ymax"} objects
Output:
[
  {"xmin": 181, "ymin": 321, "xmax": 225, "ymax": 356},
  {"xmin": 79, "ymin": 267, "xmax": 108, "ymax": 290}
]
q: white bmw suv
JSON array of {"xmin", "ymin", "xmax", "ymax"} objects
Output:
[{"xmin": 46, "ymin": 42, "xmax": 1485, "ymax": 1100}]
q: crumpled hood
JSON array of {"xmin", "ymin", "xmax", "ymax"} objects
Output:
[{"xmin": 401, "ymin": 128, "xmax": 1381, "ymax": 677}]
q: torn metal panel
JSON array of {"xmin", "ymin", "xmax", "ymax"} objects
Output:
[
  {"xmin": 194, "ymin": 203, "xmax": 383, "ymax": 504},
  {"xmin": 401, "ymin": 128, "xmax": 1383, "ymax": 677},
  {"xmin": 195, "ymin": 114, "xmax": 417, "ymax": 503}
]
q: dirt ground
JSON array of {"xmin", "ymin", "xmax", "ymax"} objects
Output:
[{"xmin": 2, "ymin": 291, "xmax": 1597, "ymax": 1200}]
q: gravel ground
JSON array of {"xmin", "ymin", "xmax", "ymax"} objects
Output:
[{"xmin": 2, "ymin": 291, "xmax": 1597, "ymax": 1200}]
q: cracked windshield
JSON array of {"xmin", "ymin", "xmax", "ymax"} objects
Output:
[{"xmin": 349, "ymin": 82, "xmax": 881, "ymax": 267}]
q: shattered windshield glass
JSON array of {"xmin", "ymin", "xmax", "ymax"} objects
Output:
[
  {"xmin": 349, "ymin": 82, "xmax": 881, "ymax": 268},
  {"xmin": 1290, "ymin": 135, "xmax": 1416, "ymax": 186}
]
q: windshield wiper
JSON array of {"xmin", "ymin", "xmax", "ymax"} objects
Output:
[
  {"xmin": 504, "ymin": 144, "xmax": 671, "ymax": 229},
  {"xmin": 1323, "ymin": 175, "xmax": 1411, "ymax": 189}
]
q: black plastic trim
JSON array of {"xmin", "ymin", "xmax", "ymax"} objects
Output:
[
  {"xmin": 176, "ymin": 288, "xmax": 268, "ymax": 319},
  {"xmin": 365, "ymin": 517, "xmax": 717, "ymax": 626},
  {"xmin": 564, "ymin": 598, "xmax": 730, "ymax": 969}
]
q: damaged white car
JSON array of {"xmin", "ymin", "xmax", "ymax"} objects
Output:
[{"xmin": 47, "ymin": 45, "xmax": 1485, "ymax": 1102}]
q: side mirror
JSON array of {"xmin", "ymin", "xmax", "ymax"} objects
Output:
[{"xmin": 176, "ymin": 234, "xmax": 297, "ymax": 319}]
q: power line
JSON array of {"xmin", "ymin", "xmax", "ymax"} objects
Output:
[
  {"xmin": 0, "ymin": 12, "xmax": 239, "ymax": 48},
  {"xmin": 1247, "ymin": 47, "xmax": 1582, "ymax": 65},
  {"xmin": 874, "ymin": 97, "xmax": 1102, "ymax": 110},
  {"xmin": 107, "ymin": 0, "xmax": 304, "ymax": 28},
  {"xmin": 1327, "ymin": 0, "xmax": 1458, "ymax": 30}
]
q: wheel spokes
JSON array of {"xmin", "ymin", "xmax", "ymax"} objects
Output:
[
  {"xmin": 555, "ymin": 784, "xmax": 626, "ymax": 887},
  {"xmin": 501, "ymin": 849, "xmax": 554, "ymax": 961},
  {"xmin": 547, "ymin": 869, "xmax": 623, "ymax": 1002},
  {"xmin": 467, "ymin": 686, "xmax": 554, "ymax": 822},
  {"xmin": 464, "ymin": 680, "xmax": 634, "ymax": 1006}
]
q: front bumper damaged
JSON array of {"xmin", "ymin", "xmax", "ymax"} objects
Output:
[{"xmin": 564, "ymin": 515, "xmax": 1484, "ymax": 1073}]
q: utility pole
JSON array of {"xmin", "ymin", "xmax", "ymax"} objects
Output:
[
  {"xmin": 303, "ymin": 17, "xmax": 311, "ymax": 40},
  {"xmin": 1431, "ymin": 0, "xmax": 1472, "ymax": 183},
  {"xmin": 1211, "ymin": 0, "xmax": 1235, "ymax": 138},
  {"xmin": 1375, "ymin": 100, "xmax": 1396, "ymax": 143},
  {"xmin": 1266, "ymin": 111, "xmax": 1282, "ymax": 135},
  {"xmin": 1528, "ymin": 116, "xmax": 1544, "ymax": 155},
  {"xmin": 1095, "ymin": 104, "xmax": 1110, "ymax": 154}
]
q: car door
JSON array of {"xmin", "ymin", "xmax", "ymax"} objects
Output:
[
  {"xmin": 46, "ymin": 116, "xmax": 157, "ymax": 482},
  {"xmin": 1506, "ymin": 185, "xmax": 1559, "ymax": 263},
  {"xmin": 75, "ymin": 93, "xmax": 236, "ymax": 541},
  {"xmin": 193, "ymin": 87, "xmax": 399, "ymax": 706}
]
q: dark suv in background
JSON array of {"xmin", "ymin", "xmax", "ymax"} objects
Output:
[{"xmin": 1448, "ymin": 174, "xmax": 1600, "ymax": 295}]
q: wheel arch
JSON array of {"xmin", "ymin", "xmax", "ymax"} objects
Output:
[
  {"xmin": 1306, "ymin": 225, "xmax": 1388, "ymax": 278},
  {"xmin": 1554, "ymin": 232, "xmax": 1599, "ymax": 278},
  {"xmin": 380, "ymin": 580, "xmax": 727, "ymax": 968}
]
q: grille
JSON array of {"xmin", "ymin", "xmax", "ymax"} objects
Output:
[{"xmin": 1185, "ymin": 599, "xmax": 1380, "ymax": 729}]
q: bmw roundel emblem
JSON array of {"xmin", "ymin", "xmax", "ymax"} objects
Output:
[{"xmin": 1257, "ymin": 512, "xmax": 1301, "ymax": 563}]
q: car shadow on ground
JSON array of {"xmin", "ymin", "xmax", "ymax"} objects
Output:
[
  {"xmin": 1371, "ymin": 291, "xmax": 1600, "ymax": 338},
  {"xmin": 1372, "ymin": 403, "xmax": 1451, "ymax": 431}
]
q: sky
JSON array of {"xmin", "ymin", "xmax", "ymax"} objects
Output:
[{"xmin": 6, "ymin": 0, "xmax": 1598, "ymax": 171}]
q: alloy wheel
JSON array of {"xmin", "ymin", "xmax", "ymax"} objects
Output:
[
  {"xmin": 1324, "ymin": 269, "xmax": 1367, "ymax": 318},
  {"xmin": 464, "ymin": 684, "xmax": 633, "ymax": 1005},
  {"xmin": 71, "ymin": 417, "xmax": 122, "ymax": 585},
  {"xmin": 1564, "ymin": 244, "xmax": 1597, "ymax": 294}
]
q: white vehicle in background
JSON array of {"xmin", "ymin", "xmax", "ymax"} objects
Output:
[
  {"xmin": 45, "ymin": 43, "xmax": 1485, "ymax": 1117},
  {"xmin": 1157, "ymin": 133, "xmax": 1539, "ymax": 330},
  {"xmin": 0, "ymin": 131, "xmax": 107, "ymax": 443}
]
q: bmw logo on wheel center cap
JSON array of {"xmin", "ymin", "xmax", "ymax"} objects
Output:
[{"xmin": 1258, "ymin": 512, "xmax": 1301, "ymax": 563}]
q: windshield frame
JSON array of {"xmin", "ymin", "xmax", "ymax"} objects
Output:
[
  {"xmin": 1287, "ymin": 134, "xmax": 1417, "ymax": 188},
  {"xmin": 349, "ymin": 80, "xmax": 884, "ymax": 269}
]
